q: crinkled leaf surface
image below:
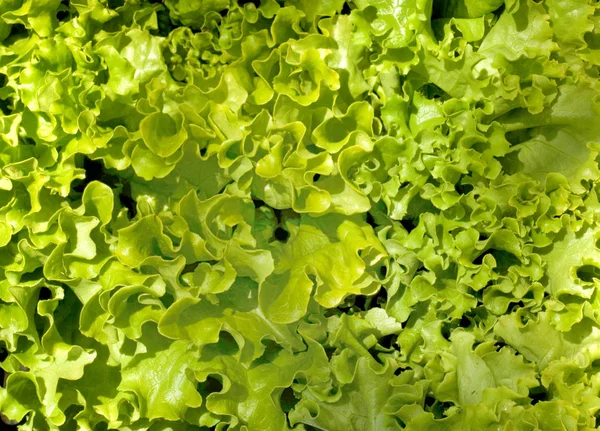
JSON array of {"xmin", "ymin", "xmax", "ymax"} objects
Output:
[{"xmin": 0, "ymin": 0, "xmax": 599, "ymax": 430}]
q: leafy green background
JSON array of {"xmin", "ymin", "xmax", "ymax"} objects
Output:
[{"xmin": 0, "ymin": 0, "xmax": 599, "ymax": 429}]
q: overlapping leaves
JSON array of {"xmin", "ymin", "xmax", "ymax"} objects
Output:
[{"xmin": 0, "ymin": 0, "xmax": 599, "ymax": 430}]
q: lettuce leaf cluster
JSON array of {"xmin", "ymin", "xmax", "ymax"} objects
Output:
[{"xmin": 0, "ymin": 0, "xmax": 599, "ymax": 430}]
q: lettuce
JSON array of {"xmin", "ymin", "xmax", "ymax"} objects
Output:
[{"xmin": 0, "ymin": 0, "xmax": 599, "ymax": 430}]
